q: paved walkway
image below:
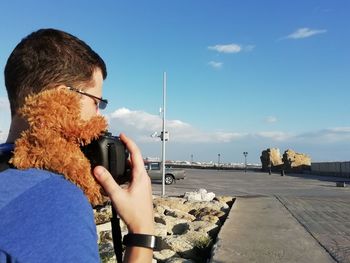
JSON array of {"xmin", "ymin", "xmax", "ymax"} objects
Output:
[
  {"xmin": 152, "ymin": 170, "xmax": 350, "ymax": 262},
  {"xmin": 210, "ymin": 196, "xmax": 336, "ymax": 263},
  {"xmin": 278, "ymin": 196, "xmax": 350, "ymax": 263}
]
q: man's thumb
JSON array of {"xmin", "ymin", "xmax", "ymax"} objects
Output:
[{"xmin": 93, "ymin": 166, "xmax": 121, "ymax": 197}]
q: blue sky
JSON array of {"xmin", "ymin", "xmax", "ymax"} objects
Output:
[{"xmin": 0, "ymin": 0, "xmax": 349, "ymax": 163}]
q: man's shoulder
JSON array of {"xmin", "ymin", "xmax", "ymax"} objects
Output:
[
  {"xmin": 0, "ymin": 168, "xmax": 88, "ymax": 211},
  {"xmin": 0, "ymin": 169, "xmax": 99, "ymax": 262}
]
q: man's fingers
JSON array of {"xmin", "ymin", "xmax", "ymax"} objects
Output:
[
  {"xmin": 93, "ymin": 166, "xmax": 122, "ymax": 198},
  {"xmin": 120, "ymin": 133, "xmax": 144, "ymax": 171}
]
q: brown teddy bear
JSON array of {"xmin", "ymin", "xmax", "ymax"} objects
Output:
[{"xmin": 10, "ymin": 88, "xmax": 108, "ymax": 205}]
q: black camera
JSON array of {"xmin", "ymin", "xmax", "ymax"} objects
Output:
[{"xmin": 82, "ymin": 131, "xmax": 130, "ymax": 184}]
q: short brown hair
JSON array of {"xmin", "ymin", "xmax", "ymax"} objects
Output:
[{"xmin": 4, "ymin": 28, "xmax": 107, "ymax": 116}]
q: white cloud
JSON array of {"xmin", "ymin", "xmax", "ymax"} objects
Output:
[
  {"xmin": 208, "ymin": 43, "xmax": 255, "ymax": 54},
  {"xmin": 108, "ymin": 108, "xmax": 350, "ymax": 147},
  {"xmin": 0, "ymin": 97, "xmax": 11, "ymax": 143},
  {"xmin": 0, "ymin": 97, "xmax": 10, "ymax": 110},
  {"xmin": 110, "ymin": 108, "xmax": 161, "ymax": 132},
  {"xmin": 328, "ymin": 127, "xmax": 350, "ymax": 133},
  {"xmin": 243, "ymin": 45, "xmax": 255, "ymax": 52},
  {"xmin": 255, "ymin": 131, "xmax": 293, "ymax": 142},
  {"xmin": 208, "ymin": 61, "xmax": 223, "ymax": 69},
  {"xmin": 264, "ymin": 116, "xmax": 278, "ymax": 123},
  {"xmin": 108, "ymin": 108, "xmax": 247, "ymax": 143},
  {"xmin": 286, "ymin": 27, "xmax": 327, "ymax": 39},
  {"xmin": 211, "ymin": 131, "xmax": 247, "ymax": 142},
  {"xmin": 297, "ymin": 127, "xmax": 350, "ymax": 143},
  {"xmin": 0, "ymin": 130, "xmax": 8, "ymax": 143},
  {"xmin": 208, "ymin": 44, "xmax": 242, "ymax": 53}
]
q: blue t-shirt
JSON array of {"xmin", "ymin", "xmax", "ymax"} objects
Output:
[{"xmin": 0, "ymin": 144, "xmax": 100, "ymax": 262}]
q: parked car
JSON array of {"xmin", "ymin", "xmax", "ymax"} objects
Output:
[{"xmin": 144, "ymin": 161, "xmax": 186, "ymax": 185}]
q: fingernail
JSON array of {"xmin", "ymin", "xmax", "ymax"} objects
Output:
[{"xmin": 95, "ymin": 166, "xmax": 105, "ymax": 177}]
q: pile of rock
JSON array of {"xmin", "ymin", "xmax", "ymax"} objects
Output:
[
  {"xmin": 95, "ymin": 189, "xmax": 234, "ymax": 263},
  {"xmin": 282, "ymin": 149, "xmax": 311, "ymax": 170},
  {"xmin": 260, "ymin": 148, "xmax": 311, "ymax": 171},
  {"xmin": 260, "ymin": 148, "xmax": 283, "ymax": 170}
]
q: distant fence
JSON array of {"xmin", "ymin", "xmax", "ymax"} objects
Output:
[
  {"xmin": 168, "ymin": 162, "xmax": 350, "ymax": 178},
  {"xmin": 311, "ymin": 162, "xmax": 350, "ymax": 178},
  {"xmin": 167, "ymin": 163, "xmax": 262, "ymax": 171}
]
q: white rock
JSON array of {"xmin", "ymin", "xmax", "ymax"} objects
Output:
[
  {"xmin": 184, "ymin": 189, "xmax": 216, "ymax": 202},
  {"xmin": 202, "ymin": 192, "xmax": 215, "ymax": 202},
  {"xmin": 184, "ymin": 191, "xmax": 202, "ymax": 202}
]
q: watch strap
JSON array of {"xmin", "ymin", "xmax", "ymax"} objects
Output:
[{"xmin": 123, "ymin": 233, "xmax": 158, "ymax": 250}]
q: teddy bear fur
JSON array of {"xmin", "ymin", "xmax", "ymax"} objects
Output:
[{"xmin": 10, "ymin": 88, "xmax": 108, "ymax": 205}]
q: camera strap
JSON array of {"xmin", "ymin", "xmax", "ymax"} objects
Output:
[{"xmin": 111, "ymin": 207, "xmax": 123, "ymax": 263}]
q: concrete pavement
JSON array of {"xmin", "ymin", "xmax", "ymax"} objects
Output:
[
  {"xmin": 152, "ymin": 169, "xmax": 350, "ymax": 262},
  {"xmin": 210, "ymin": 196, "xmax": 336, "ymax": 263},
  {"xmin": 277, "ymin": 196, "xmax": 350, "ymax": 263}
]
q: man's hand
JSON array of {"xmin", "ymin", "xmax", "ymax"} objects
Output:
[{"xmin": 93, "ymin": 133, "xmax": 154, "ymax": 235}]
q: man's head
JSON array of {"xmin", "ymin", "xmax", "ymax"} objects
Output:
[{"xmin": 4, "ymin": 28, "xmax": 107, "ymax": 117}]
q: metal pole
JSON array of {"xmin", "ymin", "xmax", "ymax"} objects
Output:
[
  {"xmin": 161, "ymin": 72, "xmax": 166, "ymax": 197},
  {"xmin": 243, "ymin": 152, "xmax": 248, "ymax": 172}
]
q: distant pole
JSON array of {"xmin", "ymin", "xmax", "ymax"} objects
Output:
[
  {"xmin": 243, "ymin": 152, "xmax": 248, "ymax": 172},
  {"xmin": 161, "ymin": 72, "xmax": 167, "ymax": 197},
  {"xmin": 218, "ymin": 153, "xmax": 221, "ymax": 168},
  {"xmin": 191, "ymin": 154, "xmax": 193, "ymax": 163}
]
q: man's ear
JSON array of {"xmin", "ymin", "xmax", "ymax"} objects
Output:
[{"xmin": 56, "ymin": 84, "xmax": 67, "ymax": 90}]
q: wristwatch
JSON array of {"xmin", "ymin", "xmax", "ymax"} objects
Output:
[{"xmin": 123, "ymin": 233, "xmax": 158, "ymax": 250}]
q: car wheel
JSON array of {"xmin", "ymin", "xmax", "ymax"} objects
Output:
[{"xmin": 165, "ymin": 174, "xmax": 174, "ymax": 185}]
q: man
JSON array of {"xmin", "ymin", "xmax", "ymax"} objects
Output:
[{"xmin": 0, "ymin": 28, "xmax": 154, "ymax": 262}]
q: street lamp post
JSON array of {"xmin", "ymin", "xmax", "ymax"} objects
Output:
[
  {"xmin": 243, "ymin": 152, "xmax": 248, "ymax": 172},
  {"xmin": 161, "ymin": 72, "xmax": 167, "ymax": 197},
  {"xmin": 149, "ymin": 73, "xmax": 168, "ymax": 196}
]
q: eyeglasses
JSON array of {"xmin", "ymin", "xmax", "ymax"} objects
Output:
[{"xmin": 67, "ymin": 87, "xmax": 108, "ymax": 110}]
